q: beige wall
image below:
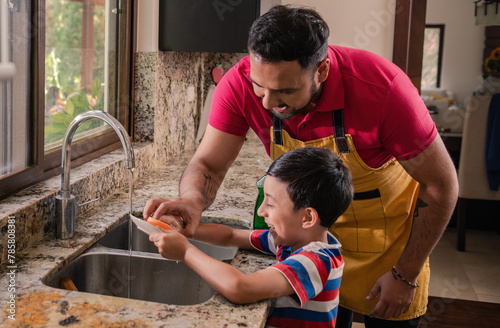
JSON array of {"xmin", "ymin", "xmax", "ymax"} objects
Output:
[
  {"xmin": 282, "ymin": 0, "xmax": 396, "ymax": 60},
  {"xmin": 426, "ymin": 0, "xmax": 485, "ymax": 108},
  {"xmin": 135, "ymin": 0, "xmax": 159, "ymax": 52},
  {"xmin": 285, "ymin": 0, "xmax": 485, "ymax": 108}
]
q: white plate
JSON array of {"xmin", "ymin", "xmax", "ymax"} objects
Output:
[{"xmin": 130, "ymin": 214, "xmax": 162, "ymax": 235}]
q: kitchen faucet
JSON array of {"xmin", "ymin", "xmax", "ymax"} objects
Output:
[{"xmin": 56, "ymin": 110, "xmax": 135, "ymax": 239}]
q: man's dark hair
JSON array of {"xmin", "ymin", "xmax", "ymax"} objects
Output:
[
  {"xmin": 267, "ymin": 147, "xmax": 353, "ymax": 228},
  {"xmin": 248, "ymin": 5, "xmax": 330, "ymax": 70}
]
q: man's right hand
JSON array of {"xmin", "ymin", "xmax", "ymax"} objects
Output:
[{"xmin": 143, "ymin": 197, "xmax": 203, "ymax": 238}]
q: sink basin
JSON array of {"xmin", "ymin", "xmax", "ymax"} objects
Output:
[
  {"xmin": 43, "ymin": 215, "xmax": 247, "ymax": 305},
  {"xmin": 43, "ymin": 252, "xmax": 215, "ymax": 305},
  {"xmin": 99, "ymin": 219, "xmax": 239, "ymax": 261}
]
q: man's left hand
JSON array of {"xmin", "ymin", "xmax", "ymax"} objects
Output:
[{"xmin": 366, "ymin": 270, "xmax": 417, "ymax": 319}]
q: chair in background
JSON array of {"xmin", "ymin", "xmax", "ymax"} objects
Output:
[{"xmin": 457, "ymin": 95, "xmax": 500, "ymax": 251}]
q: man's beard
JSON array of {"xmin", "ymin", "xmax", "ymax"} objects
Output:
[{"xmin": 271, "ymin": 82, "xmax": 322, "ymax": 120}]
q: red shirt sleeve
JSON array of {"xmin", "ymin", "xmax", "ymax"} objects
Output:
[
  {"xmin": 208, "ymin": 63, "xmax": 250, "ymax": 137},
  {"xmin": 379, "ymin": 72, "xmax": 438, "ymax": 161}
]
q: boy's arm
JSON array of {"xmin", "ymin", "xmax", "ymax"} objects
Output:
[
  {"xmin": 184, "ymin": 240, "xmax": 294, "ymax": 304},
  {"xmin": 192, "ymin": 223, "xmax": 254, "ymax": 250},
  {"xmin": 149, "ymin": 231, "xmax": 294, "ymax": 304}
]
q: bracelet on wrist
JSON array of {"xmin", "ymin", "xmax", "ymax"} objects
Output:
[{"xmin": 391, "ymin": 266, "xmax": 419, "ymax": 288}]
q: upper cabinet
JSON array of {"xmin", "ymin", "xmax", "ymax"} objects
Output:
[{"xmin": 158, "ymin": 0, "xmax": 271, "ymax": 53}]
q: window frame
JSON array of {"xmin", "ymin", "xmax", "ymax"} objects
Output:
[
  {"xmin": 392, "ymin": 0, "xmax": 427, "ymax": 91},
  {"xmin": 0, "ymin": 0, "xmax": 134, "ymax": 200},
  {"xmin": 422, "ymin": 24, "xmax": 445, "ymax": 89}
]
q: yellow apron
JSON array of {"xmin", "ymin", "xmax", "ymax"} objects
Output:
[{"xmin": 269, "ymin": 110, "xmax": 429, "ymax": 320}]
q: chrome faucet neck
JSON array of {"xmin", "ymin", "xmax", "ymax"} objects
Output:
[{"xmin": 57, "ymin": 110, "xmax": 135, "ymax": 239}]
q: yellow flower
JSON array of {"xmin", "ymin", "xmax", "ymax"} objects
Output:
[
  {"xmin": 491, "ymin": 47, "xmax": 500, "ymax": 60},
  {"xmin": 484, "ymin": 48, "xmax": 500, "ymax": 77}
]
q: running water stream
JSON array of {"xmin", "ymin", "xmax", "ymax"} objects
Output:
[{"xmin": 128, "ymin": 169, "xmax": 134, "ymax": 299}]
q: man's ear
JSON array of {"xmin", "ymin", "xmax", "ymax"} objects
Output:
[
  {"xmin": 317, "ymin": 58, "xmax": 330, "ymax": 83},
  {"xmin": 302, "ymin": 207, "xmax": 320, "ymax": 229}
]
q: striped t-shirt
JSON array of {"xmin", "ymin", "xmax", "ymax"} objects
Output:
[{"xmin": 250, "ymin": 230, "xmax": 344, "ymax": 328}]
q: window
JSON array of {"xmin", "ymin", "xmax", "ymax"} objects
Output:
[
  {"xmin": 0, "ymin": 0, "xmax": 133, "ymax": 200},
  {"xmin": 421, "ymin": 24, "xmax": 445, "ymax": 89},
  {"xmin": 1, "ymin": 1, "xmax": 32, "ymax": 179}
]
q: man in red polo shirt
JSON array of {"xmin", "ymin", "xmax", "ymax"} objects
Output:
[{"xmin": 145, "ymin": 5, "xmax": 458, "ymax": 328}]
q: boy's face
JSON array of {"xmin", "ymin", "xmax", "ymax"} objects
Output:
[{"xmin": 257, "ymin": 176, "xmax": 306, "ymax": 248}]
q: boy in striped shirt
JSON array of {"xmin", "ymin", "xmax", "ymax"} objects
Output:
[{"xmin": 150, "ymin": 147, "xmax": 353, "ymax": 327}]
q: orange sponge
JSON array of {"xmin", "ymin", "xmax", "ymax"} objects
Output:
[{"xmin": 147, "ymin": 217, "xmax": 172, "ymax": 231}]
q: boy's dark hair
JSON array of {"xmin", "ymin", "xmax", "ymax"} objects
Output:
[
  {"xmin": 267, "ymin": 147, "xmax": 353, "ymax": 228},
  {"xmin": 247, "ymin": 5, "xmax": 329, "ymax": 70}
]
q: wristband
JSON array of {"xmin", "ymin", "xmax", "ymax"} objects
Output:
[{"xmin": 391, "ymin": 266, "xmax": 419, "ymax": 288}]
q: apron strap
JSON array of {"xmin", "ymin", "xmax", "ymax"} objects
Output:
[
  {"xmin": 272, "ymin": 110, "xmax": 350, "ymax": 153},
  {"xmin": 273, "ymin": 114, "xmax": 283, "ymax": 145},
  {"xmin": 333, "ymin": 109, "xmax": 350, "ymax": 154}
]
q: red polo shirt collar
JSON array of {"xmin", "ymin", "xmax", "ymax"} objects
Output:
[{"xmin": 313, "ymin": 47, "xmax": 345, "ymax": 113}]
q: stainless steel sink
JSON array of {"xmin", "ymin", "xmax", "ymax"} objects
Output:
[
  {"xmin": 99, "ymin": 218, "xmax": 158, "ymax": 252},
  {"xmin": 99, "ymin": 219, "xmax": 239, "ymax": 261},
  {"xmin": 43, "ymin": 215, "xmax": 246, "ymax": 305},
  {"xmin": 43, "ymin": 251, "xmax": 215, "ymax": 305}
]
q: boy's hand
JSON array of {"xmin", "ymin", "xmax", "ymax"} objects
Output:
[{"xmin": 149, "ymin": 231, "xmax": 191, "ymax": 261}]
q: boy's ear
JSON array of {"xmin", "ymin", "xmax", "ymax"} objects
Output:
[{"xmin": 302, "ymin": 208, "xmax": 320, "ymax": 229}]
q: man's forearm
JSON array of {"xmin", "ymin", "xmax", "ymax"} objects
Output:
[
  {"xmin": 396, "ymin": 189, "xmax": 457, "ymax": 281},
  {"xmin": 397, "ymin": 136, "xmax": 459, "ymax": 281},
  {"xmin": 179, "ymin": 161, "xmax": 220, "ymax": 211},
  {"xmin": 177, "ymin": 126, "xmax": 245, "ymax": 212}
]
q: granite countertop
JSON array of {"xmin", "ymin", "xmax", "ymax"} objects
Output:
[{"xmin": 0, "ymin": 137, "xmax": 276, "ymax": 327}]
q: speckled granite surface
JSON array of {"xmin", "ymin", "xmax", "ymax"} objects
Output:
[
  {"xmin": 153, "ymin": 51, "xmax": 246, "ymax": 166},
  {"xmin": 0, "ymin": 135, "xmax": 275, "ymax": 327},
  {"xmin": 0, "ymin": 143, "xmax": 155, "ymax": 264},
  {"xmin": 133, "ymin": 52, "xmax": 156, "ymax": 142},
  {"xmin": 133, "ymin": 51, "xmax": 247, "ymax": 160},
  {"xmin": 154, "ymin": 51, "xmax": 201, "ymax": 165}
]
